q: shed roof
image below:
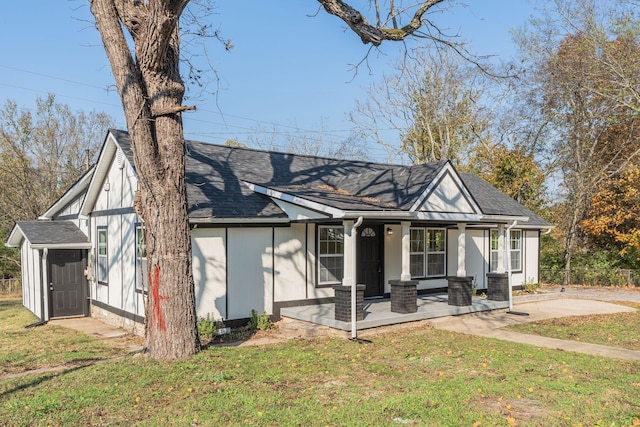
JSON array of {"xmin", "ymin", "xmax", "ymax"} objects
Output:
[{"xmin": 6, "ymin": 221, "xmax": 90, "ymax": 249}]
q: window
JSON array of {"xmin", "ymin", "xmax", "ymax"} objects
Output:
[
  {"xmin": 490, "ymin": 230, "xmax": 500, "ymax": 272},
  {"xmin": 490, "ymin": 229, "xmax": 522, "ymax": 272},
  {"xmin": 410, "ymin": 227, "xmax": 446, "ymax": 278},
  {"xmin": 510, "ymin": 230, "xmax": 522, "ymax": 271},
  {"xmin": 135, "ymin": 225, "xmax": 148, "ymax": 292},
  {"xmin": 97, "ymin": 227, "xmax": 108, "ymax": 284},
  {"xmin": 318, "ymin": 225, "xmax": 344, "ymax": 285}
]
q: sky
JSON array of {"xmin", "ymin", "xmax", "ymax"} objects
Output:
[{"xmin": 0, "ymin": 1, "xmax": 537, "ymax": 163}]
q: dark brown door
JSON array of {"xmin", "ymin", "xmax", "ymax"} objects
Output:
[
  {"xmin": 49, "ymin": 249, "xmax": 87, "ymax": 318},
  {"xmin": 357, "ymin": 224, "xmax": 383, "ymax": 297}
]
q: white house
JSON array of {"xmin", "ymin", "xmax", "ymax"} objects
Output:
[{"xmin": 6, "ymin": 129, "xmax": 552, "ymax": 333}]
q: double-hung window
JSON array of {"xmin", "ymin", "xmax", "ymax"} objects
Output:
[
  {"xmin": 135, "ymin": 225, "xmax": 148, "ymax": 292},
  {"xmin": 490, "ymin": 229, "xmax": 522, "ymax": 272},
  {"xmin": 97, "ymin": 227, "xmax": 108, "ymax": 284},
  {"xmin": 410, "ymin": 227, "xmax": 446, "ymax": 278},
  {"xmin": 509, "ymin": 230, "xmax": 522, "ymax": 271},
  {"xmin": 318, "ymin": 225, "xmax": 344, "ymax": 285}
]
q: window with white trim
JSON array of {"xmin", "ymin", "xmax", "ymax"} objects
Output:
[
  {"xmin": 318, "ymin": 225, "xmax": 344, "ymax": 285},
  {"xmin": 410, "ymin": 227, "xmax": 446, "ymax": 278},
  {"xmin": 97, "ymin": 227, "xmax": 108, "ymax": 284},
  {"xmin": 135, "ymin": 225, "xmax": 148, "ymax": 292},
  {"xmin": 490, "ymin": 229, "xmax": 522, "ymax": 272},
  {"xmin": 510, "ymin": 230, "xmax": 522, "ymax": 271}
]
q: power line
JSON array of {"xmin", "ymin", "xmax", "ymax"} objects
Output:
[{"xmin": 0, "ymin": 63, "xmax": 400, "ymax": 159}]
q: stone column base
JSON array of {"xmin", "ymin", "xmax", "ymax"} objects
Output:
[
  {"xmin": 487, "ymin": 273, "xmax": 510, "ymax": 301},
  {"xmin": 447, "ymin": 276, "xmax": 473, "ymax": 306},
  {"xmin": 389, "ymin": 279, "xmax": 418, "ymax": 313},
  {"xmin": 333, "ymin": 285, "xmax": 365, "ymax": 322}
]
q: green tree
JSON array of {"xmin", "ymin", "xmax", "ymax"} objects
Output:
[
  {"xmin": 468, "ymin": 144, "xmax": 546, "ymax": 212},
  {"xmin": 580, "ymin": 164, "xmax": 640, "ymax": 268},
  {"xmin": 0, "ymin": 95, "xmax": 113, "ymax": 232},
  {"xmin": 515, "ymin": 0, "xmax": 640, "ymax": 283}
]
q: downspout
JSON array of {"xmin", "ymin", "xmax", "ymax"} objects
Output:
[{"xmin": 351, "ymin": 216, "xmax": 363, "ymax": 340}]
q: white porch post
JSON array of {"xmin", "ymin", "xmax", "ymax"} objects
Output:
[
  {"xmin": 400, "ymin": 221, "xmax": 411, "ymax": 281},
  {"xmin": 497, "ymin": 223, "xmax": 505, "ymax": 274},
  {"xmin": 341, "ymin": 220, "xmax": 355, "ymax": 288},
  {"xmin": 457, "ymin": 223, "xmax": 467, "ymax": 277}
]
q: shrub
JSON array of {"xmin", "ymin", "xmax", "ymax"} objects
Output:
[
  {"xmin": 248, "ymin": 309, "xmax": 273, "ymax": 331},
  {"xmin": 197, "ymin": 314, "xmax": 224, "ymax": 340}
]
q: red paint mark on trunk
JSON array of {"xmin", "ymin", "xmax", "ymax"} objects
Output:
[{"xmin": 149, "ymin": 265, "xmax": 169, "ymax": 332}]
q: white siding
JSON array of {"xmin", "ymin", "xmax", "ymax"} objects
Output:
[
  {"xmin": 383, "ymin": 224, "xmax": 401, "ymax": 293},
  {"xmin": 466, "ymin": 229, "xmax": 488, "ymax": 289},
  {"xmin": 89, "ymin": 150, "xmax": 139, "ymax": 317},
  {"xmin": 56, "ymin": 194, "xmax": 84, "ymax": 218},
  {"xmin": 227, "ymin": 228, "xmax": 273, "ymax": 319},
  {"xmin": 192, "ymin": 228, "xmax": 227, "ymax": 320},
  {"xmin": 120, "ymin": 213, "xmax": 137, "ymax": 314},
  {"xmin": 511, "ymin": 230, "xmax": 540, "ymax": 287},
  {"xmin": 20, "ymin": 241, "xmax": 42, "ymax": 318},
  {"xmin": 273, "ymin": 224, "xmax": 307, "ymax": 301},
  {"xmin": 419, "ymin": 172, "xmax": 475, "ymax": 214}
]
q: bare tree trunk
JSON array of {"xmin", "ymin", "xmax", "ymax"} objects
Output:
[{"xmin": 90, "ymin": 0, "xmax": 199, "ymax": 359}]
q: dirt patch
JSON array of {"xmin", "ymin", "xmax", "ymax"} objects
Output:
[{"xmin": 474, "ymin": 395, "xmax": 549, "ymax": 424}]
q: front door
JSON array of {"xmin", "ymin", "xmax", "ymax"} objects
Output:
[
  {"xmin": 357, "ymin": 224, "xmax": 383, "ymax": 297},
  {"xmin": 48, "ymin": 249, "xmax": 87, "ymax": 318}
]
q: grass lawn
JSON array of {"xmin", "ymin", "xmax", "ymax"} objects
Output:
[
  {"xmin": 1, "ymin": 299, "xmax": 640, "ymax": 426},
  {"xmin": 507, "ymin": 302, "xmax": 640, "ymax": 351}
]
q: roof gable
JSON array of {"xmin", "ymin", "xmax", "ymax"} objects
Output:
[
  {"xmin": 80, "ymin": 130, "xmax": 136, "ymax": 217},
  {"xmin": 411, "ymin": 163, "xmax": 480, "ymax": 215},
  {"xmin": 39, "ymin": 166, "xmax": 94, "ymax": 220}
]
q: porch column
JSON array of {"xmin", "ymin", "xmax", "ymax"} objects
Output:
[
  {"xmin": 341, "ymin": 220, "xmax": 355, "ymax": 287},
  {"xmin": 457, "ymin": 223, "xmax": 466, "ymax": 277},
  {"xmin": 496, "ymin": 223, "xmax": 505, "ymax": 274},
  {"xmin": 400, "ymin": 221, "xmax": 411, "ymax": 281}
]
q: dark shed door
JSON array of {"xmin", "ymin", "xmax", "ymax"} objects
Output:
[{"xmin": 49, "ymin": 249, "xmax": 87, "ymax": 318}]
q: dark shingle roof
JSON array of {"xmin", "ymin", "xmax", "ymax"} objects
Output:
[
  {"xmin": 16, "ymin": 221, "xmax": 89, "ymax": 245},
  {"xmin": 110, "ymin": 130, "xmax": 551, "ymax": 227},
  {"xmin": 459, "ymin": 173, "xmax": 550, "ymax": 227}
]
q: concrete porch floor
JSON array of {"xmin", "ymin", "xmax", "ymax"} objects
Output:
[{"xmin": 280, "ymin": 293, "xmax": 510, "ymax": 331}]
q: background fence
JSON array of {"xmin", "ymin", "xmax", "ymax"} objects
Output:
[
  {"xmin": 540, "ymin": 268, "xmax": 640, "ymax": 287},
  {"xmin": 0, "ymin": 278, "xmax": 21, "ymax": 295}
]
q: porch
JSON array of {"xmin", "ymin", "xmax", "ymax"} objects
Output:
[{"xmin": 280, "ymin": 293, "xmax": 509, "ymax": 332}]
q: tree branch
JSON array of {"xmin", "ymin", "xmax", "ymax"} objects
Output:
[{"xmin": 316, "ymin": 0, "xmax": 446, "ymax": 46}]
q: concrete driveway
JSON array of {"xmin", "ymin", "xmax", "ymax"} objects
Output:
[{"xmin": 428, "ymin": 296, "xmax": 640, "ymax": 361}]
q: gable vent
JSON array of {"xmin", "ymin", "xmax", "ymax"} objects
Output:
[{"xmin": 117, "ymin": 149, "xmax": 125, "ymax": 169}]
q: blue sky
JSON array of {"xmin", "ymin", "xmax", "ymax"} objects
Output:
[{"xmin": 0, "ymin": 1, "xmax": 536, "ymax": 162}]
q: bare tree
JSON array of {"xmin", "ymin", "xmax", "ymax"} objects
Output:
[
  {"xmin": 350, "ymin": 47, "xmax": 503, "ymax": 165},
  {"xmin": 88, "ymin": 0, "xmax": 458, "ymax": 359}
]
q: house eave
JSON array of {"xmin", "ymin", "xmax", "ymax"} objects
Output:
[
  {"xmin": 243, "ymin": 181, "xmax": 345, "ymax": 218},
  {"xmin": 189, "ymin": 217, "xmax": 291, "ymax": 224},
  {"xmin": 31, "ymin": 242, "xmax": 92, "ymax": 250},
  {"xmin": 479, "ymin": 214, "xmax": 529, "ymax": 223}
]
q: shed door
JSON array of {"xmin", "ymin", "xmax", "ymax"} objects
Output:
[{"xmin": 48, "ymin": 249, "xmax": 87, "ymax": 318}]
